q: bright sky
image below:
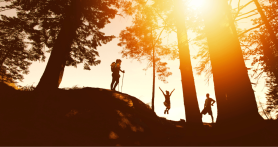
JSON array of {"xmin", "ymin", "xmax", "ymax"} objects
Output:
[{"xmin": 1, "ymin": 0, "xmax": 270, "ymax": 122}]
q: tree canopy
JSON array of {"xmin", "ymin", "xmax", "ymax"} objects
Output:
[
  {"xmin": 118, "ymin": 1, "xmax": 175, "ymax": 83},
  {"xmin": 1, "ymin": 0, "xmax": 132, "ymax": 90},
  {"xmin": 4, "ymin": 0, "xmax": 126, "ymax": 70},
  {"xmin": 0, "ymin": 14, "xmax": 44, "ymax": 83}
]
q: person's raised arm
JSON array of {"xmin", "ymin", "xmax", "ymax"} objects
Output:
[
  {"xmin": 170, "ymin": 89, "xmax": 175, "ymax": 96},
  {"xmin": 159, "ymin": 87, "xmax": 165, "ymax": 96}
]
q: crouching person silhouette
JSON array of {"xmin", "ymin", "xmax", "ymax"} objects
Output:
[
  {"xmin": 159, "ymin": 87, "xmax": 175, "ymax": 114},
  {"xmin": 201, "ymin": 93, "xmax": 216, "ymax": 123},
  {"xmin": 110, "ymin": 59, "xmax": 125, "ymax": 91}
]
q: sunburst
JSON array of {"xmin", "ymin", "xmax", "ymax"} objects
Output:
[{"xmin": 188, "ymin": 0, "xmax": 206, "ymax": 9}]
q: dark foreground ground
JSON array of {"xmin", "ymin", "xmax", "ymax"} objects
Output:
[{"xmin": 0, "ymin": 82, "xmax": 277, "ymax": 146}]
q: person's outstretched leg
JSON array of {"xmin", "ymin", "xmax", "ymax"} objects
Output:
[{"xmin": 164, "ymin": 109, "xmax": 167, "ymax": 114}]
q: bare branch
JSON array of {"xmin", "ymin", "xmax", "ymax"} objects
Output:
[
  {"xmin": 238, "ymin": 1, "xmax": 253, "ymax": 12},
  {"xmin": 153, "ymin": 8, "xmax": 177, "ymax": 33},
  {"xmin": 233, "ymin": 0, "xmax": 241, "ymax": 19},
  {"xmin": 238, "ymin": 24, "xmax": 263, "ymax": 36},
  {"xmin": 238, "ymin": 13, "xmax": 278, "ymax": 36},
  {"xmin": 154, "ymin": 27, "xmax": 165, "ymax": 46},
  {"xmin": 237, "ymin": 9, "xmax": 257, "ymax": 18},
  {"xmin": 258, "ymin": 97, "xmax": 271, "ymax": 119},
  {"xmin": 235, "ymin": 12, "xmax": 258, "ymax": 21},
  {"xmin": 251, "ymin": 63, "xmax": 261, "ymax": 78},
  {"xmin": 0, "ymin": 7, "xmax": 13, "ymax": 12}
]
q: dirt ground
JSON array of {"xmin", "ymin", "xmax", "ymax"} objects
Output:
[{"xmin": 0, "ymin": 83, "xmax": 277, "ymax": 146}]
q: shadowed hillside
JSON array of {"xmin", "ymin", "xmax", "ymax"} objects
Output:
[{"xmin": 0, "ymin": 82, "xmax": 277, "ymax": 146}]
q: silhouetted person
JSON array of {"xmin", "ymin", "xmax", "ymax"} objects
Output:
[
  {"xmin": 110, "ymin": 59, "xmax": 125, "ymax": 91},
  {"xmin": 159, "ymin": 87, "xmax": 175, "ymax": 114},
  {"xmin": 201, "ymin": 93, "xmax": 216, "ymax": 123}
]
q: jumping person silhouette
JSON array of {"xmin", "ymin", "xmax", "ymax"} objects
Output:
[
  {"xmin": 159, "ymin": 87, "xmax": 175, "ymax": 114},
  {"xmin": 110, "ymin": 59, "xmax": 125, "ymax": 91},
  {"xmin": 201, "ymin": 93, "xmax": 216, "ymax": 123}
]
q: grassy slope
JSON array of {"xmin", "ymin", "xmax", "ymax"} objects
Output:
[{"xmin": 0, "ymin": 82, "xmax": 277, "ymax": 146}]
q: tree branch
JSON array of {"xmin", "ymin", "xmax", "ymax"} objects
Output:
[
  {"xmin": 153, "ymin": 8, "xmax": 177, "ymax": 33},
  {"xmin": 237, "ymin": 9, "xmax": 257, "ymax": 18},
  {"xmin": 233, "ymin": 0, "xmax": 241, "ymax": 19},
  {"xmin": 0, "ymin": 7, "xmax": 13, "ymax": 12},
  {"xmin": 238, "ymin": 1, "xmax": 253, "ymax": 12},
  {"xmin": 235, "ymin": 12, "xmax": 258, "ymax": 21},
  {"xmin": 238, "ymin": 23, "xmax": 263, "ymax": 36}
]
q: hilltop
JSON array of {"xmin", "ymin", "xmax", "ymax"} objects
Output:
[{"xmin": 0, "ymin": 82, "xmax": 277, "ymax": 146}]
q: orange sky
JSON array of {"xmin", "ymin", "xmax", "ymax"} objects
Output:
[{"xmin": 1, "ymin": 0, "xmax": 269, "ymax": 122}]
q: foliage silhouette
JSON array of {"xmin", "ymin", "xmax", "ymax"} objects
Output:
[
  {"xmin": 0, "ymin": 15, "xmax": 44, "ymax": 83},
  {"xmin": 3, "ymin": 0, "xmax": 131, "ymax": 90},
  {"xmin": 118, "ymin": 0, "xmax": 174, "ymax": 111},
  {"xmin": 242, "ymin": 0, "xmax": 278, "ymax": 118}
]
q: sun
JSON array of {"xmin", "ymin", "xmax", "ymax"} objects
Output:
[{"xmin": 188, "ymin": 0, "xmax": 206, "ymax": 9}]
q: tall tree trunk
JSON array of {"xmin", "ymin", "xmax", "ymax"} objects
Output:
[
  {"xmin": 174, "ymin": 0, "xmax": 202, "ymax": 125},
  {"xmin": 36, "ymin": 0, "xmax": 82, "ymax": 91},
  {"xmin": 152, "ymin": 48, "xmax": 155, "ymax": 111},
  {"xmin": 225, "ymin": 1, "xmax": 263, "ymax": 124},
  {"xmin": 151, "ymin": 26, "xmax": 155, "ymax": 111},
  {"xmin": 203, "ymin": 0, "xmax": 263, "ymax": 125}
]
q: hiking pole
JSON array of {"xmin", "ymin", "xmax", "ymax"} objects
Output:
[
  {"xmin": 118, "ymin": 76, "xmax": 120, "ymax": 91},
  {"xmin": 121, "ymin": 72, "xmax": 124, "ymax": 92}
]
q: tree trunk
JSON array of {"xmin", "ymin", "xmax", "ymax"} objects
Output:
[
  {"xmin": 151, "ymin": 26, "xmax": 155, "ymax": 111},
  {"xmin": 174, "ymin": 0, "xmax": 202, "ymax": 125},
  {"xmin": 36, "ymin": 0, "xmax": 82, "ymax": 91},
  {"xmin": 152, "ymin": 49, "xmax": 155, "ymax": 111},
  {"xmin": 202, "ymin": 0, "xmax": 263, "ymax": 125}
]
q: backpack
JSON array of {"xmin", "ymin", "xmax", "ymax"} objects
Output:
[
  {"xmin": 111, "ymin": 60, "xmax": 121, "ymax": 73},
  {"xmin": 111, "ymin": 62, "xmax": 116, "ymax": 72}
]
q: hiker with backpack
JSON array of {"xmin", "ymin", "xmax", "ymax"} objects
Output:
[
  {"xmin": 110, "ymin": 59, "xmax": 125, "ymax": 91},
  {"xmin": 201, "ymin": 93, "xmax": 216, "ymax": 123},
  {"xmin": 159, "ymin": 87, "xmax": 175, "ymax": 114}
]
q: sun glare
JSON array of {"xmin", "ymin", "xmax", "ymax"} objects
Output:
[{"xmin": 188, "ymin": 0, "xmax": 206, "ymax": 9}]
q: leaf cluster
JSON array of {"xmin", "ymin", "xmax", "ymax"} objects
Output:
[
  {"xmin": 241, "ymin": 0, "xmax": 278, "ymax": 117},
  {"xmin": 3, "ymin": 0, "xmax": 131, "ymax": 70},
  {"xmin": 118, "ymin": 0, "xmax": 175, "ymax": 83},
  {"xmin": 0, "ymin": 14, "xmax": 44, "ymax": 82}
]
